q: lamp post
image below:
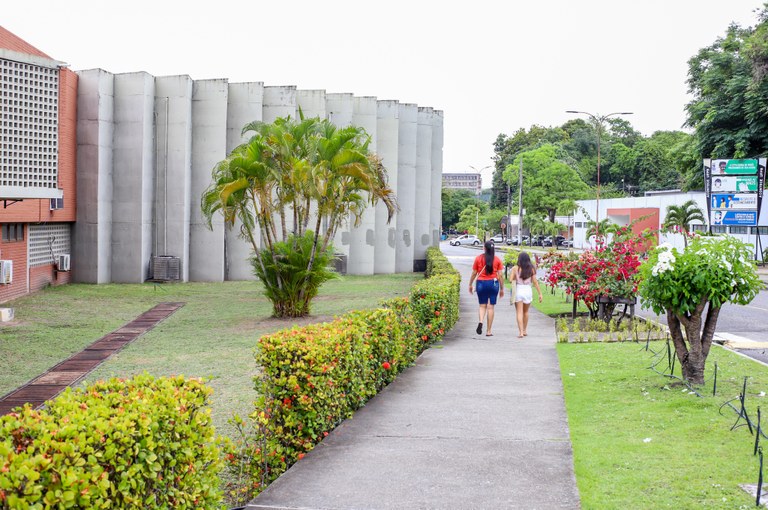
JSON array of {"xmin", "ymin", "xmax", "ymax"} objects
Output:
[{"xmin": 566, "ymin": 110, "xmax": 633, "ymax": 237}]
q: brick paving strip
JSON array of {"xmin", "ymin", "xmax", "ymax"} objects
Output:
[{"xmin": 0, "ymin": 302, "xmax": 184, "ymax": 416}]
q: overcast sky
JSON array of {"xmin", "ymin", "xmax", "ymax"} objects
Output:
[{"xmin": 2, "ymin": 1, "xmax": 762, "ymax": 185}]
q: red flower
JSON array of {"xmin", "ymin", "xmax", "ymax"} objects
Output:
[{"xmin": 382, "ymin": 361, "xmax": 391, "ymax": 370}]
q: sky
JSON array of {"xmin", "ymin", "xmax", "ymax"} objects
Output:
[{"xmin": 2, "ymin": 0, "xmax": 763, "ymax": 186}]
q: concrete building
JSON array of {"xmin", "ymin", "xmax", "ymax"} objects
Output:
[
  {"xmin": 0, "ymin": 27, "xmax": 444, "ymax": 302},
  {"xmin": 442, "ymin": 172, "xmax": 482, "ymax": 195}
]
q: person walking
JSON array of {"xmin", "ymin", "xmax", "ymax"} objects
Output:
[
  {"xmin": 468, "ymin": 240, "xmax": 505, "ymax": 336},
  {"xmin": 509, "ymin": 251, "xmax": 543, "ymax": 338}
]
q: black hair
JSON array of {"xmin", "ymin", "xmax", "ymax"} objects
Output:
[
  {"xmin": 517, "ymin": 251, "xmax": 534, "ymax": 281},
  {"xmin": 483, "ymin": 240, "xmax": 495, "ymax": 275}
]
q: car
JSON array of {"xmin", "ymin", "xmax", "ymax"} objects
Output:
[
  {"xmin": 542, "ymin": 235, "xmax": 567, "ymax": 247},
  {"xmin": 489, "ymin": 234, "xmax": 513, "ymax": 245},
  {"xmin": 450, "ymin": 234, "xmax": 480, "ymax": 246},
  {"xmin": 530, "ymin": 235, "xmax": 546, "ymax": 246},
  {"xmin": 509, "ymin": 235, "xmax": 529, "ymax": 246},
  {"xmin": 561, "ymin": 238, "xmax": 574, "ymax": 247}
]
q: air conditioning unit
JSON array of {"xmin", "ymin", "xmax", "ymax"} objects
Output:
[
  {"xmin": 151, "ymin": 256, "xmax": 181, "ymax": 281},
  {"xmin": 56, "ymin": 254, "xmax": 71, "ymax": 272},
  {"xmin": 50, "ymin": 197, "xmax": 64, "ymax": 210},
  {"xmin": 0, "ymin": 260, "xmax": 12, "ymax": 285}
]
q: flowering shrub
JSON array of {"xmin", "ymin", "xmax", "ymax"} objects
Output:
[
  {"xmin": 0, "ymin": 375, "xmax": 223, "ymax": 509},
  {"xmin": 544, "ymin": 226, "xmax": 647, "ymax": 316},
  {"xmin": 639, "ymin": 235, "xmax": 762, "ymax": 384},
  {"xmin": 225, "ymin": 247, "xmax": 460, "ymax": 504}
]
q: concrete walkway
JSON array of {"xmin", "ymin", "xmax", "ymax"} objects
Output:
[{"xmin": 247, "ymin": 252, "xmax": 580, "ymax": 510}]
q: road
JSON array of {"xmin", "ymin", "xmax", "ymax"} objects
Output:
[{"xmin": 441, "ymin": 241, "xmax": 768, "ymax": 344}]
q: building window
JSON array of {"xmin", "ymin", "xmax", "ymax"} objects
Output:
[
  {"xmin": 751, "ymin": 226, "xmax": 768, "ymax": 235},
  {"xmin": 575, "ymin": 222, "xmax": 583, "ymax": 228},
  {"xmin": 711, "ymin": 225, "xmax": 727, "ymax": 234},
  {"xmin": 730, "ymin": 226, "xmax": 749, "ymax": 235},
  {"xmin": 691, "ymin": 224, "xmax": 706, "ymax": 232},
  {"xmin": 28, "ymin": 223, "xmax": 70, "ymax": 266},
  {"xmin": 1, "ymin": 223, "xmax": 24, "ymax": 242}
]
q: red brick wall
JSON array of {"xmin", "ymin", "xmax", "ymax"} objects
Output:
[
  {"xmin": 0, "ymin": 26, "xmax": 51, "ymax": 58},
  {"xmin": 0, "ymin": 230, "xmax": 28, "ymax": 303},
  {"xmin": 30, "ymin": 263, "xmax": 70, "ymax": 292}
]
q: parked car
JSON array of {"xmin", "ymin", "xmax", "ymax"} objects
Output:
[
  {"xmin": 561, "ymin": 238, "xmax": 574, "ymax": 247},
  {"xmin": 542, "ymin": 235, "xmax": 566, "ymax": 247},
  {"xmin": 489, "ymin": 234, "xmax": 513, "ymax": 245},
  {"xmin": 509, "ymin": 235, "xmax": 529, "ymax": 246},
  {"xmin": 450, "ymin": 234, "xmax": 480, "ymax": 246},
  {"xmin": 530, "ymin": 235, "xmax": 546, "ymax": 246}
]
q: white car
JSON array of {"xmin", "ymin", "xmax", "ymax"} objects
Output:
[
  {"xmin": 450, "ymin": 234, "xmax": 481, "ymax": 246},
  {"xmin": 489, "ymin": 234, "xmax": 513, "ymax": 245}
]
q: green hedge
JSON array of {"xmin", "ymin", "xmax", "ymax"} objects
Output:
[
  {"xmin": 227, "ymin": 247, "xmax": 461, "ymax": 503},
  {"xmin": 0, "ymin": 374, "xmax": 223, "ymax": 509}
]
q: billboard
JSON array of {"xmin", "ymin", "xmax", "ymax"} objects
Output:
[{"xmin": 704, "ymin": 158, "xmax": 765, "ymax": 228}]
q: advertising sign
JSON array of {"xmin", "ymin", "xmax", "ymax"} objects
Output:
[
  {"xmin": 711, "ymin": 176, "xmax": 759, "ymax": 193},
  {"xmin": 711, "ymin": 210, "xmax": 758, "ymax": 226},
  {"xmin": 711, "ymin": 193, "xmax": 757, "ymax": 210},
  {"xmin": 711, "ymin": 159, "xmax": 759, "ymax": 175}
]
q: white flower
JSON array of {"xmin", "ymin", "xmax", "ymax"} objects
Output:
[
  {"xmin": 759, "ymin": 392, "xmax": 766, "ymax": 397},
  {"xmin": 568, "ymin": 373, "xmax": 576, "ymax": 376},
  {"xmin": 643, "ymin": 438, "xmax": 652, "ymax": 443}
]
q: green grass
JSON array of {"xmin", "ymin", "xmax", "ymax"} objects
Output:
[
  {"xmin": 531, "ymin": 285, "xmax": 589, "ymax": 316},
  {"xmin": 558, "ymin": 341, "xmax": 766, "ymax": 509},
  {"xmin": 1, "ymin": 274, "xmax": 420, "ymax": 438}
]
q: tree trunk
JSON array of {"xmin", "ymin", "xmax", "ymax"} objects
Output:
[{"xmin": 667, "ymin": 304, "xmax": 708, "ymax": 385}]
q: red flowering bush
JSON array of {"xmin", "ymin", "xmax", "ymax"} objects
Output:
[{"xmin": 545, "ymin": 227, "xmax": 647, "ymax": 316}]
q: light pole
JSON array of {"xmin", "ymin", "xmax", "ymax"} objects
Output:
[{"xmin": 566, "ymin": 110, "xmax": 633, "ymax": 236}]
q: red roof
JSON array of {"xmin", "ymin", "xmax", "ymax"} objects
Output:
[{"xmin": 0, "ymin": 26, "xmax": 52, "ymax": 59}]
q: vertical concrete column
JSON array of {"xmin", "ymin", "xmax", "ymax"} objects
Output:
[
  {"xmin": 374, "ymin": 100, "xmax": 399, "ymax": 274},
  {"xmin": 430, "ymin": 110, "xmax": 444, "ymax": 247},
  {"xmin": 263, "ymin": 85, "xmax": 297, "ymax": 123},
  {"xmin": 413, "ymin": 107, "xmax": 433, "ymax": 270},
  {"xmin": 297, "ymin": 89, "xmax": 327, "ymax": 120},
  {"xmin": 154, "ymin": 75, "xmax": 193, "ymax": 281},
  {"xmin": 74, "ymin": 69, "xmax": 114, "ymax": 283},
  {"xmin": 395, "ymin": 103, "xmax": 418, "ymax": 273},
  {"xmin": 263, "ymin": 85, "xmax": 298, "ymax": 238},
  {"xmin": 111, "ymin": 72, "xmax": 155, "ymax": 283},
  {"xmin": 189, "ymin": 79, "xmax": 228, "ymax": 281},
  {"xmin": 225, "ymin": 82, "xmax": 264, "ymax": 281},
  {"xmin": 326, "ymin": 93, "xmax": 354, "ymax": 259},
  {"xmin": 348, "ymin": 96, "xmax": 377, "ymax": 275}
]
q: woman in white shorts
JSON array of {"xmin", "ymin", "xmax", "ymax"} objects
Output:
[{"xmin": 509, "ymin": 252, "xmax": 543, "ymax": 338}]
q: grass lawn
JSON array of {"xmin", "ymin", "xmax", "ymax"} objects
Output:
[
  {"xmin": 532, "ymin": 284, "xmax": 589, "ymax": 316},
  {"xmin": 1, "ymin": 274, "xmax": 420, "ymax": 437},
  {"xmin": 558, "ymin": 341, "xmax": 767, "ymax": 509}
]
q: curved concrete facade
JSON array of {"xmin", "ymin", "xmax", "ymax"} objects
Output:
[{"xmin": 74, "ymin": 72, "xmax": 442, "ymax": 283}]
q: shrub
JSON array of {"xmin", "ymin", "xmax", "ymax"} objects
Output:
[
  {"xmin": 0, "ymin": 374, "xmax": 223, "ymax": 509},
  {"xmin": 225, "ymin": 247, "xmax": 461, "ymax": 504}
]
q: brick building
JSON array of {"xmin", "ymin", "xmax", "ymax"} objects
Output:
[{"xmin": 0, "ymin": 27, "xmax": 77, "ymax": 302}]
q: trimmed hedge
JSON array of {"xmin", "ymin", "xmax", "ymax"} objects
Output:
[
  {"xmin": 227, "ymin": 247, "xmax": 461, "ymax": 503},
  {"xmin": 0, "ymin": 374, "xmax": 223, "ymax": 509}
]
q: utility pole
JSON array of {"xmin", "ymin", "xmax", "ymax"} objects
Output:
[
  {"xmin": 506, "ymin": 182, "xmax": 511, "ymax": 240},
  {"xmin": 518, "ymin": 157, "xmax": 523, "ymax": 241}
]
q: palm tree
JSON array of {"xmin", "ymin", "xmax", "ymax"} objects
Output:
[
  {"xmin": 201, "ymin": 115, "xmax": 397, "ymax": 317},
  {"xmin": 664, "ymin": 200, "xmax": 705, "ymax": 248},
  {"xmin": 585, "ymin": 218, "xmax": 618, "ymax": 242}
]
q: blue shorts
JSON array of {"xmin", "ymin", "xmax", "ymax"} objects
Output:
[{"xmin": 476, "ymin": 279, "xmax": 500, "ymax": 305}]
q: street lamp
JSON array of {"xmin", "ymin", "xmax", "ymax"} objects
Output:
[{"xmin": 566, "ymin": 110, "xmax": 633, "ymax": 236}]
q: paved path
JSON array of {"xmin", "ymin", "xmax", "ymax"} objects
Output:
[
  {"xmin": 0, "ymin": 302, "xmax": 184, "ymax": 415},
  {"xmin": 247, "ymin": 253, "xmax": 580, "ymax": 510}
]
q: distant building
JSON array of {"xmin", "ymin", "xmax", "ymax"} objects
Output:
[{"xmin": 442, "ymin": 173, "xmax": 481, "ymax": 195}]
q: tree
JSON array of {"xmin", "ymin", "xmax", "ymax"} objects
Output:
[
  {"xmin": 639, "ymin": 236, "xmax": 762, "ymax": 384},
  {"xmin": 502, "ymin": 144, "xmax": 590, "ymax": 223},
  {"xmin": 663, "ymin": 200, "xmax": 705, "ymax": 248},
  {"xmin": 202, "ymin": 116, "xmax": 397, "ymax": 317},
  {"xmin": 685, "ymin": 10, "xmax": 768, "ymax": 159},
  {"xmin": 441, "ymin": 188, "xmax": 478, "ymax": 229}
]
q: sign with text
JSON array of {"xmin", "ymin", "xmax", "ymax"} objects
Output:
[
  {"xmin": 711, "ymin": 210, "xmax": 758, "ymax": 226},
  {"xmin": 711, "ymin": 175, "xmax": 759, "ymax": 193},
  {"xmin": 711, "ymin": 193, "xmax": 757, "ymax": 210},
  {"xmin": 711, "ymin": 159, "xmax": 760, "ymax": 175},
  {"xmin": 704, "ymin": 157, "xmax": 765, "ymax": 228}
]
